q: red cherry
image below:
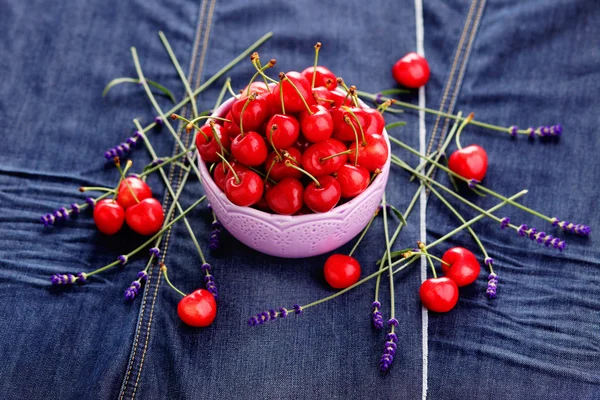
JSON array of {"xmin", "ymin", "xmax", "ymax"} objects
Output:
[
  {"xmin": 301, "ymin": 139, "xmax": 347, "ymax": 176},
  {"xmin": 177, "ymin": 288, "xmax": 217, "ymax": 327},
  {"xmin": 93, "ymin": 199, "xmax": 125, "ymax": 235},
  {"xmin": 116, "ymin": 177, "xmax": 152, "ymax": 209},
  {"xmin": 392, "ymin": 52, "xmax": 431, "ymax": 88},
  {"xmin": 441, "ymin": 247, "xmax": 481, "ymax": 287},
  {"xmin": 265, "ymin": 114, "xmax": 300, "ymax": 149},
  {"xmin": 231, "ymin": 132, "xmax": 268, "ymax": 167},
  {"xmin": 362, "ymin": 108, "xmax": 385, "ymax": 136},
  {"xmin": 419, "ymin": 277, "xmax": 459, "ymax": 313},
  {"xmin": 304, "ymin": 175, "xmax": 342, "ymax": 213},
  {"xmin": 224, "ymin": 170, "xmax": 264, "ymax": 207},
  {"xmin": 196, "ymin": 124, "xmax": 231, "ymax": 163},
  {"xmin": 125, "ymin": 198, "xmax": 165, "ymax": 236},
  {"xmin": 240, "ymin": 81, "xmax": 270, "ymax": 97},
  {"xmin": 265, "ymin": 177, "xmax": 304, "ymax": 215},
  {"xmin": 332, "ymin": 107, "xmax": 367, "ymax": 142},
  {"xmin": 223, "ymin": 111, "xmax": 241, "ymax": 139},
  {"xmin": 265, "ymin": 148, "xmax": 303, "ymax": 181},
  {"xmin": 213, "ymin": 161, "xmax": 248, "ymax": 192},
  {"xmin": 312, "ymin": 87, "xmax": 336, "ymax": 108},
  {"xmin": 273, "ymin": 71, "xmax": 314, "ymax": 113},
  {"xmin": 264, "ymin": 91, "xmax": 284, "ymax": 115},
  {"xmin": 447, "ymin": 145, "xmax": 488, "ymax": 182},
  {"xmin": 254, "ymin": 181, "xmax": 273, "ymax": 212},
  {"xmin": 349, "ymin": 133, "xmax": 388, "ymax": 172},
  {"xmin": 299, "ymin": 104, "xmax": 334, "ymax": 142},
  {"xmin": 323, "ymin": 254, "xmax": 361, "ymax": 289},
  {"xmin": 231, "ymin": 96, "xmax": 269, "ymax": 132},
  {"xmin": 336, "ymin": 164, "xmax": 370, "ymax": 198},
  {"xmin": 301, "ymin": 66, "xmax": 338, "ymax": 90},
  {"xmin": 329, "ymin": 91, "xmax": 353, "ymax": 108}
]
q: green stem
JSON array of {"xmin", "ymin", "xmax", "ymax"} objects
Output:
[
  {"xmin": 320, "ymin": 149, "xmax": 352, "ymax": 162},
  {"xmin": 216, "ymin": 152, "xmax": 240, "ymax": 184},
  {"xmin": 254, "ymin": 59, "xmax": 271, "ymax": 93},
  {"xmin": 384, "ymin": 121, "xmax": 407, "ymax": 131},
  {"xmin": 158, "ymin": 31, "xmax": 198, "ymax": 119},
  {"xmin": 102, "ymin": 77, "xmax": 176, "ymax": 103},
  {"xmin": 139, "ymin": 145, "xmax": 197, "ymax": 178},
  {"xmin": 389, "ymin": 136, "xmax": 554, "ymax": 224},
  {"xmin": 115, "ymin": 161, "xmax": 140, "ymax": 203},
  {"xmin": 284, "ymin": 161, "xmax": 320, "ymax": 186},
  {"xmin": 342, "ymin": 107, "xmax": 367, "ymax": 145},
  {"xmin": 161, "ymin": 266, "xmax": 187, "ymax": 297},
  {"xmin": 79, "ymin": 187, "xmax": 116, "ymax": 193},
  {"xmin": 132, "ymin": 32, "xmax": 273, "ymax": 137},
  {"xmin": 279, "ymin": 81, "xmax": 286, "ymax": 115},
  {"xmin": 282, "ymin": 75, "xmax": 313, "ymax": 114},
  {"xmin": 311, "ymin": 42, "xmax": 321, "ymax": 89},
  {"xmin": 134, "ymin": 119, "xmax": 206, "ymax": 264},
  {"xmin": 348, "ymin": 210, "xmax": 378, "ymax": 257},
  {"xmin": 382, "ymin": 193, "xmax": 396, "ymax": 326},
  {"xmin": 419, "ymin": 245, "xmax": 438, "ymax": 278}
]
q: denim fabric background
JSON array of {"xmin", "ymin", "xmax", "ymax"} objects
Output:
[{"xmin": 0, "ymin": 0, "xmax": 598, "ymax": 399}]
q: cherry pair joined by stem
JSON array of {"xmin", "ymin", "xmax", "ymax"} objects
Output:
[
  {"xmin": 197, "ymin": 124, "xmax": 231, "ymax": 163},
  {"xmin": 117, "ymin": 177, "xmax": 152, "ymax": 209}
]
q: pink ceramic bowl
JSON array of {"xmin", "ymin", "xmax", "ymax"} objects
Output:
[{"xmin": 198, "ymin": 95, "xmax": 391, "ymax": 258}]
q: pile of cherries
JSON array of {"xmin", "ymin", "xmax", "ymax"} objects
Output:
[
  {"xmin": 195, "ymin": 53, "xmax": 390, "ymax": 215},
  {"xmin": 93, "ymin": 175, "xmax": 165, "ymax": 236}
]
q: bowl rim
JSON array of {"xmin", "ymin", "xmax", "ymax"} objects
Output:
[{"xmin": 197, "ymin": 91, "xmax": 391, "ymax": 224}]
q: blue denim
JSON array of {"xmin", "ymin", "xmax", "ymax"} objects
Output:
[{"xmin": 1, "ymin": 0, "xmax": 599, "ymax": 399}]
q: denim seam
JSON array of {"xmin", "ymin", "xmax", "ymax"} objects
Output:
[
  {"xmin": 130, "ymin": 0, "xmax": 218, "ymax": 398},
  {"xmin": 425, "ymin": 0, "xmax": 479, "ymax": 158},
  {"xmin": 434, "ymin": 0, "xmax": 487, "ymax": 155},
  {"xmin": 117, "ymin": 1, "xmax": 210, "ymax": 398}
]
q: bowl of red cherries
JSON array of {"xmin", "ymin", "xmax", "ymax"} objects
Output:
[{"xmin": 195, "ymin": 51, "xmax": 390, "ymax": 258}]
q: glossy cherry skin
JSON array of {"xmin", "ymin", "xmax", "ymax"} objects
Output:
[
  {"xmin": 265, "ymin": 177, "xmax": 304, "ymax": 215},
  {"xmin": 213, "ymin": 161, "xmax": 249, "ymax": 192},
  {"xmin": 125, "ymin": 198, "xmax": 165, "ymax": 236},
  {"xmin": 196, "ymin": 124, "xmax": 231, "ymax": 163},
  {"xmin": 441, "ymin": 247, "xmax": 481, "ymax": 287},
  {"xmin": 231, "ymin": 95, "xmax": 269, "ymax": 132},
  {"xmin": 349, "ymin": 133, "xmax": 389, "ymax": 172},
  {"xmin": 301, "ymin": 66, "xmax": 338, "ymax": 89},
  {"xmin": 332, "ymin": 107, "xmax": 367, "ymax": 142},
  {"xmin": 329, "ymin": 91, "xmax": 353, "ymax": 108},
  {"xmin": 240, "ymin": 81, "xmax": 270, "ymax": 98},
  {"xmin": 447, "ymin": 145, "xmax": 488, "ymax": 182},
  {"xmin": 231, "ymin": 132, "xmax": 268, "ymax": 167},
  {"xmin": 177, "ymin": 289, "xmax": 217, "ymax": 327},
  {"xmin": 224, "ymin": 170, "xmax": 264, "ymax": 207},
  {"xmin": 223, "ymin": 111, "xmax": 241, "ymax": 139},
  {"xmin": 265, "ymin": 114, "xmax": 300, "ymax": 149},
  {"xmin": 299, "ymin": 104, "xmax": 334, "ymax": 142},
  {"xmin": 273, "ymin": 71, "xmax": 314, "ymax": 113},
  {"xmin": 362, "ymin": 108, "xmax": 385, "ymax": 136},
  {"xmin": 419, "ymin": 277, "xmax": 459, "ymax": 313},
  {"xmin": 304, "ymin": 175, "xmax": 342, "ymax": 213},
  {"xmin": 117, "ymin": 177, "xmax": 152, "ymax": 209},
  {"xmin": 264, "ymin": 91, "xmax": 284, "ymax": 115},
  {"xmin": 323, "ymin": 254, "xmax": 361, "ymax": 289},
  {"xmin": 265, "ymin": 148, "xmax": 303, "ymax": 181},
  {"xmin": 336, "ymin": 164, "xmax": 370, "ymax": 198},
  {"xmin": 254, "ymin": 181, "xmax": 273, "ymax": 212},
  {"xmin": 312, "ymin": 86, "xmax": 336, "ymax": 108},
  {"xmin": 392, "ymin": 52, "xmax": 431, "ymax": 88},
  {"xmin": 301, "ymin": 139, "xmax": 348, "ymax": 176},
  {"xmin": 93, "ymin": 199, "xmax": 125, "ymax": 235}
]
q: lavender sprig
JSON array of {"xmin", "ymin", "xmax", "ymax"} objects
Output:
[
  {"xmin": 551, "ymin": 218, "xmax": 591, "ymax": 236},
  {"xmin": 124, "ymin": 270, "xmax": 149, "ymax": 301},
  {"xmin": 248, "ymin": 307, "xmax": 289, "ymax": 326},
  {"xmin": 380, "ymin": 331, "xmax": 398, "ymax": 372},
  {"xmin": 104, "ymin": 131, "xmax": 143, "ymax": 160},
  {"xmin": 201, "ymin": 263, "xmax": 219, "ymax": 300},
  {"xmin": 41, "ymin": 192, "xmax": 112, "ymax": 227},
  {"xmin": 371, "ymin": 301, "xmax": 384, "ymax": 330},
  {"xmin": 209, "ymin": 221, "xmax": 222, "ymax": 251},
  {"xmin": 486, "ymin": 273, "xmax": 498, "ymax": 299}
]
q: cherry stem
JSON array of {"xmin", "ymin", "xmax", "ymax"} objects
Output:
[
  {"xmin": 79, "ymin": 187, "xmax": 116, "ymax": 193},
  {"xmin": 252, "ymin": 59, "xmax": 279, "ymax": 84},
  {"xmin": 264, "ymin": 158, "xmax": 277, "ymax": 183},
  {"xmin": 254, "ymin": 58, "xmax": 272, "ymax": 93},
  {"xmin": 337, "ymin": 78, "xmax": 359, "ymax": 107},
  {"xmin": 225, "ymin": 79, "xmax": 240, "ymax": 99},
  {"xmin": 455, "ymin": 112, "xmax": 474, "ymax": 150},
  {"xmin": 247, "ymin": 60, "xmax": 274, "ymax": 97},
  {"xmin": 311, "ymin": 42, "xmax": 321, "ymax": 89},
  {"xmin": 314, "ymin": 95, "xmax": 335, "ymax": 105},
  {"xmin": 342, "ymin": 107, "xmax": 367, "ymax": 146},
  {"xmin": 284, "ymin": 160, "xmax": 320, "ymax": 187},
  {"xmin": 111, "ymin": 159, "xmax": 126, "ymax": 202},
  {"xmin": 160, "ymin": 264, "xmax": 187, "ymax": 297},
  {"xmin": 418, "ymin": 242, "xmax": 437, "ymax": 278},
  {"xmin": 115, "ymin": 159, "xmax": 140, "ymax": 203},
  {"xmin": 389, "ymin": 136, "xmax": 556, "ymax": 224},
  {"xmin": 134, "ymin": 118, "xmax": 207, "ymax": 265},
  {"xmin": 158, "ymin": 31, "xmax": 198, "ymax": 119},
  {"xmin": 281, "ymin": 74, "xmax": 313, "ymax": 115},
  {"xmin": 382, "ymin": 193, "xmax": 396, "ymax": 325},
  {"xmin": 239, "ymin": 93, "xmax": 257, "ymax": 136},
  {"xmin": 319, "ymin": 149, "xmax": 352, "ymax": 162},
  {"xmin": 369, "ymin": 169, "xmax": 381, "ymax": 185},
  {"xmin": 172, "ymin": 113, "xmax": 209, "ymax": 140},
  {"xmin": 216, "ymin": 152, "xmax": 240, "ymax": 184},
  {"xmin": 268, "ymin": 124, "xmax": 282, "ymax": 159},
  {"xmin": 348, "ymin": 209, "xmax": 378, "ymax": 257},
  {"xmin": 411, "ymin": 251, "xmax": 451, "ymax": 267},
  {"xmin": 209, "ymin": 121, "xmax": 230, "ymax": 157},
  {"xmin": 139, "ymin": 144, "xmax": 197, "ymax": 178},
  {"xmin": 344, "ymin": 116, "xmax": 361, "ymax": 166},
  {"xmin": 279, "ymin": 81, "xmax": 286, "ymax": 115},
  {"xmin": 83, "ymin": 195, "xmax": 207, "ymax": 278}
]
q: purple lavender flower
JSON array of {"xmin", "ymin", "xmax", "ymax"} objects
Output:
[
  {"xmin": 523, "ymin": 228, "xmax": 567, "ymax": 252},
  {"xmin": 380, "ymin": 330, "xmax": 398, "ymax": 372},
  {"xmin": 500, "ymin": 217, "xmax": 510, "ymax": 229},
  {"xmin": 209, "ymin": 221, "xmax": 222, "ymax": 251},
  {"xmin": 118, "ymin": 255, "xmax": 128, "ymax": 265},
  {"xmin": 77, "ymin": 272, "xmax": 87, "ymax": 283},
  {"xmin": 517, "ymin": 224, "xmax": 528, "ymax": 237},
  {"xmin": 372, "ymin": 301, "xmax": 384, "ymax": 330},
  {"xmin": 528, "ymin": 127, "xmax": 536, "ymax": 138},
  {"xmin": 508, "ymin": 126, "xmax": 518, "ymax": 137},
  {"xmin": 70, "ymin": 203, "xmax": 81, "ymax": 215},
  {"xmin": 137, "ymin": 270, "xmax": 148, "ymax": 281},
  {"xmin": 293, "ymin": 304, "xmax": 303, "ymax": 315},
  {"xmin": 247, "ymin": 307, "xmax": 289, "ymax": 326},
  {"xmin": 149, "ymin": 247, "xmax": 160, "ymax": 257},
  {"xmin": 484, "ymin": 257, "xmax": 494, "ymax": 267},
  {"xmin": 51, "ymin": 274, "xmax": 76, "ymax": 285},
  {"xmin": 375, "ymin": 93, "xmax": 383, "ymax": 104},
  {"xmin": 124, "ymin": 281, "xmax": 142, "ymax": 301},
  {"xmin": 154, "ymin": 116, "xmax": 164, "ymax": 125},
  {"xmin": 85, "ymin": 197, "xmax": 96, "ymax": 207},
  {"xmin": 468, "ymin": 179, "xmax": 479, "ymax": 189},
  {"xmin": 486, "ymin": 273, "xmax": 498, "ymax": 299},
  {"xmin": 551, "ymin": 218, "xmax": 591, "ymax": 236},
  {"xmin": 201, "ymin": 263, "xmax": 211, "ymax": 273},
  {"xmin": 202, "ymin": 263, "xmax": 219, "ymax": 299},
  {"xmin": 104, "ymin": 130, "xmax": 143, "ymax": 160}
]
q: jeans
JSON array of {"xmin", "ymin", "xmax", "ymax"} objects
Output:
[{"xmin": 1, "ymin": 0, "xmax": 599, "ymax": 398}]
